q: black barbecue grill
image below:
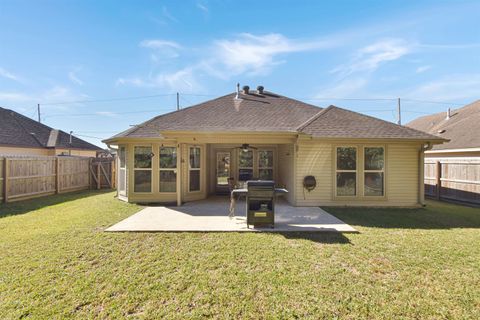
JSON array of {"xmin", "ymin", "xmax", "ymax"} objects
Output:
[{"xmin": 246, "ymin": 180, "xmax": 275, "ymax": 228}]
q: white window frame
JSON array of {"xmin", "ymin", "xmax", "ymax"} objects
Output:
[
  {"xmin": 335, "ymin": 146, "xmax": 358, "ymax": 197},
  {"xmin": 188, "ymin": 146, "xmax": 201, "ymax": 192},
  {"xmin": 363, "ymin": 146, "xmax": 385, "ymax": 197},
  {"xmin": 159, "ymin": 146, "xmax": 177, "ymax": 193},
  {"xmin": 238, "ymin": 149, "xmax": 254, "ymax": 182},
  {"xmin": 133, "ymin": 145, "xmax": 153, "ymax": 193},
  {"xmin": 118, "ymin": 146, "xmax": 127, "ymax": 196},
  {"xmin": 257, "ymin": 149, "xmax": 274, "ymax": 180}
]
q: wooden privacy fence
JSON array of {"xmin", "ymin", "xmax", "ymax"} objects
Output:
[
  {"xmin": 425, "ymin": 159, "xmax": 480, "ymax": 205},
  {"xmin": 90, "ymin": 158, "xmax": 116, "ymax": 190},
  {"xmin": 1, "ymin": 156, "xmax": 116, "ymax": 203}
]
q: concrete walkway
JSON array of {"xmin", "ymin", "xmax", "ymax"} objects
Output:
[{"xmin": 105, "ymin": 197, "xmax": 357, "ymax": 233}]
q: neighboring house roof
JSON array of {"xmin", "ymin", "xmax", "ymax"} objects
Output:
[
  {"xmin": 105, "ymin": 90, "xmax": 445, "ymax": 143},
  {"xmin": 0, "ymin": 107, "xmax": 102, "ymax": 151},
  {"xmin": 406, "ymin": 100, "xmax": 480, "ymax": 150}
]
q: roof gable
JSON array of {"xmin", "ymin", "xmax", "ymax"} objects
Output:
[
  {"xmin": 299, "ymin": 105, "xmax": 445, "ymax": 141},
  {"xmin": 406, "ymin": 100, "xmax": 480, "ymax": 150}
]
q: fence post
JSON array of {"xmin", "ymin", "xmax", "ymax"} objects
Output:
[
  {"xmin": 97, "ymin": 163, "xmax": 101, "ymax": 190},
  {"xmin": 436, "ymin": 161, "xmax": 441, "ymax": 200},
  {"xmin": 111, "ymin": 158, "xmax": 116, "ymax": 189},
  {"xmin": 88, "ymin": 158, "xmax": 92, "ymax": 189},
  {"xmin": 2, "ymin": 157, "xmax": 8, "ymax": 203},
  {"xmin": 55, "ymin": 157, "xmax": 60, "ymax": 194}
]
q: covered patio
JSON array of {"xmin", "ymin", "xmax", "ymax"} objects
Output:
[{"xmin": 105, "ymin": 197, "xmax": 357, "ymax": 232}]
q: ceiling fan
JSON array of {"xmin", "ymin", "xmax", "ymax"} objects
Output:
[{"xmin": 237, "ymin": 143, "xmax": 257, "ymax": 152}]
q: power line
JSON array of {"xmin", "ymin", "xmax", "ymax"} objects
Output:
[
  {"xmin": 73, "ymin": 133, "xmax": 105, "ymax": 140},
  {"xmin": 301, "ymin": 97, "xmax": 397, "ymax": 101},
  {"xmin": 401, "ymin": 99, "xmax": 465, "ymax": 106},
  {"xmin": 402, "ymin": 109, "xmax": 435, "ymax": 115},
  {"xmin": 181, "ymin": 93, "xmax": 217, "ymax": 97},
  {"xmin": 74, "ymin": 130, "xmax": 119, "ymax": 133},
  {"xmin": 44, "ymin": 108, "xmax": 172, "ymax": 119},
  {"xmin": 40, "ymin": 93, "xmax": 176, "ymax": 106}
]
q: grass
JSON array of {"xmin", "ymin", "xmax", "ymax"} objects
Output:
[{"xmin": 0, "ymin": 191, "xmax": 479, "ymax": 319}]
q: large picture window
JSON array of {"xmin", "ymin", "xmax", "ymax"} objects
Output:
[
  {"xmin": 336, "ymin": 147, "xmax": 357, "ymax": 196},
  {"xmin": 364, "ymin": 147, "xmax": 385, "ymax": 196},
  {"xmin": 159, "ymin": 146, "xmax": 177, "ymax": 192},
  {"xmin": 134, "ymin": 146, "xmax": 152, "ymax": 192},
  {"xmin": 258, "ymin": 150, "xmax": 274, "ymax": 180},
  {"xmin": 238, "ymin": 149, "xmax": 254, "ymax": 181},
  {"xmin": 189, "ymin": 147, "xmax": 201, "ymax": 192}
]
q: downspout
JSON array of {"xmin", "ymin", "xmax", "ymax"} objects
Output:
[{"xmin": 418, "ymin": 142, "xmax": 433, "ymax": 206}]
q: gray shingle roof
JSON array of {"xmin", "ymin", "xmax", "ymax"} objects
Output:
[
  {"xmin": 406, "ymin": 100, "xmax": 480, "ymax": 150},
  {"xmin": 0, "ymin": 107, "xmax": 102, "ymax": 151},
  {"xmin": 107, "ymin": 92, "xmax": 322, "ymax": 139},
  {"xmin": 299, "ymin": 105, "xmax": 445, "ymax": 141},
  {"xmin": 105, "ymin": 91, "xmax": 446, "ymax": 143}
]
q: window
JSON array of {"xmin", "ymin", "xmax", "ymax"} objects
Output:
[
  {"xmin": 118, "ymin": 146, "xmax": 127, "ymax": 196},
  {"xmin": 134, "ymin": 146, "xmax": 152, "ymax": 192},
  {"xmin": 238, "ymin": 149, "xmax": 254, "ymax": 181},
  {"xmin": 364, "ymin": 147, "xmax": 385, "ymax": 196},
  {"xmin": 189, "ymin": 147, "xmax": 201, "ymax": 192},
  {"xmin": 159, "ymin": 146, "xmax": 177, "ymax": 192},
  {"xmin": 258, "ymin": 150, "xmax": 274, "ymax": 180},
  {"xmin": 336, "ymin": 147, "xmax": 357, "ymax": 196},
  {"xmin": 119, "ymin": 146, "xmax": 126, "ymax": 169}
]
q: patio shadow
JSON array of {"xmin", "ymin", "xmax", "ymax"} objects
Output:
[{"xmin": 277, "ymin": 231, "xmax": 351, "ymax": 244}]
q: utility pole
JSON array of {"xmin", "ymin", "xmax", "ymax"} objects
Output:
[
  {"xmin": 37, "ymin": 103, "xmax": 41, "ymax": 123},
  {"xmin": 397, "ymin": 98, "xmax": 401, "ymax": 125},
  {"xmin": 176, "ymin": 92, "xmax": 180, "ymax": 111}
]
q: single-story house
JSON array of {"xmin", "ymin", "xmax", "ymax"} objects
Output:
[
  {"xmin": 407, "ymin": 100, "xmax": 480, "ymax": 204},
  {"xmin": 103, "ymin": 85, "xmax": 446, "ymax": 207},
  {"xmin": 0, "ymin": 106, "xmax": 102, "ymax": 157}
]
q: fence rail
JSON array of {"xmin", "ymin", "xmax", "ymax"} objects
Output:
[
  {"xmin": 1, "ymin": 156, "xmax": 115, "ymax": 203},
  {"xmin": 425, "ymin": 160, "xmax": 480, "ymax": 205}
]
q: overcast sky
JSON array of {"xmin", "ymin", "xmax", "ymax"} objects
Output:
[{"xmin": 1, "ymin": 0, "xmax": 479, "ymax": 147}]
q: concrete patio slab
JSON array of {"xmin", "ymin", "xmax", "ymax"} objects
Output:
[{"xmin": 105, "ymin": 197, "xmax": 357, "ymax": 233}]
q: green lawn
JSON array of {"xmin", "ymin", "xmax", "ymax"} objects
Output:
[{"xmin": 0, "ymin": 191, "xmax": 479, "ymax": 319}]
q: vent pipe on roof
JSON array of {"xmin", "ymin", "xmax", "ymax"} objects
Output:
[
  {"xmin": 257, "ymin": 85, "xmax": 264, "ymax": 94},
  {"xmin": 242, "ymin": 85, "xmax": 250, "ymax": 94},
  {"xmin": 235, "ymin": 83, "xmax": 240, "ymax": 99},
  {"xmin": 446, "ymin": 108, "xmax": 451, "ymax": 120}
]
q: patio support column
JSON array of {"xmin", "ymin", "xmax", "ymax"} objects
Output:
[{"xmin": 176, "ymin": 143, "xmax": 182, "ymax": 206}]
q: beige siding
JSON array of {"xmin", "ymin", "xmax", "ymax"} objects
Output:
[
  {"xmin": 54, "ymin": 148, "xmax": 98, "ymax": 157},
  {"xmin": 295, "ymin": 142, "xmax": 333, "ymax": 206},
  {"xmin": 0, "ymin": 146, "xmax": 50, "ymax": 156},
  {"xmin": 278, "ymin": 144, "xmax": 295, "ymax": 204},
  {"xmin": 295, "ymin": 140, "xmax": 421, "ymax": 207},
  {"xmin": 387, "ymin": 144, "xmax": 420, "ymax": 205},
  {"xmin": 0, "ymin": 146, "xmax": 97, "ymax": 157}
]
